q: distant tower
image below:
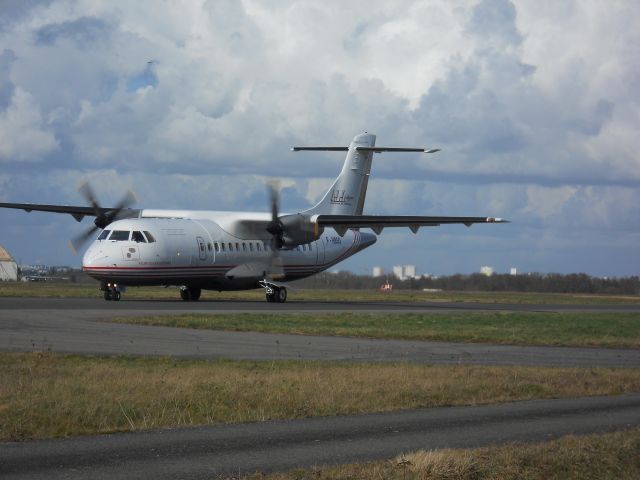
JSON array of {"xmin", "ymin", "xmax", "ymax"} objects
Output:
[
  {"xmin": 403, "ymin": 265, "xmax": 416, "ymax": 278},
  {"xmin": 393, "ymin": 265, "xmax": 404, "ymax": 279},
  {"xmin": 372, "ymin": 266, "xmax": 383, "ymax": 277}
]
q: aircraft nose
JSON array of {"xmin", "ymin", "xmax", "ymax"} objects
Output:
[{"xmin": 82, "ymin": 242, "xmax": 108, "ymax": 267}]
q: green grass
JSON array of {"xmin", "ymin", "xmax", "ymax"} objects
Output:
[
  {"xmin": 244, "ymin": 429, "xmax": 640, "ymax": 480},
  {"xmin": 110, "ymin": 311, "xmax": 640, "ymax": 348},
  {"xmin": 2, "ymin": 352, "xmax": 640, "ymax": 440},
  {"xmin": 1, "ymin": 282, "xmax": 639, "ymax": 304}
]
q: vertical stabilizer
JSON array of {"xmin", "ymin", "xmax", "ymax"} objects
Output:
[{"xmin": 303, "ymin": 133, "xmax": 376, "ymax": 216}]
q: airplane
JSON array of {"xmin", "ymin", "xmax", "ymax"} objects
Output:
[{"xmin": 0, "ymin": 132, "xmax": 507, "ymax": 302}]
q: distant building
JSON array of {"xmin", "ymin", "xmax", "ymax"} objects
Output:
[
  {"xmin": 392, "ymin": 265, "xmax": 418, "ymax": 280},
  {"xmin": 480, "ymin": 265, "xmax": 494, "ymax": 276},
  {"xmin": 0, "ymin": 245, "xmax": 18, "ymax": 281},
  {"xmin": 372, "ymin": 266, "xmax": 383, "ymax": 277},
  {"xmin": 510, "ymin": 267, "xmax": 518, "ymax": 276}
]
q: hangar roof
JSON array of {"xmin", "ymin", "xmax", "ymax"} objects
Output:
[{"xmin": 0, "ymin": 245, "xmax": 15, "ymax": 262}]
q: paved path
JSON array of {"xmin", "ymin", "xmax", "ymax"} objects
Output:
[
  {"xmin": 2, "ymin": 394, "xmax": 640, "ymax": 480},
  {"xmin": 0, "ymin": 300, "xmax": 639, "ymax": 367}
]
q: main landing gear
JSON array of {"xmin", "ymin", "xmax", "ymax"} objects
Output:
[
  {"xmin": 259, "ymin": 280, "xmax": 287, "ymax": 303},
  {"xmin": 180, "ymin": 286, "xmax": 202, "ymax": 301}
]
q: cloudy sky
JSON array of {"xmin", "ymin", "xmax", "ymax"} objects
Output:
[{"xmin": 0, "ymin": 0, "xmax": 638, "ymax": 277}]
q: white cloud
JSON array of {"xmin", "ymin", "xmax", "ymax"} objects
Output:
[{"xmin": 0, "ymin": 88, "xmax": 57, "ymax": 161}]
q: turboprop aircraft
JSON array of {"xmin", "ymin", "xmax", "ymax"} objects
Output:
[{"xmin": 0, "ymin": 132, "xmax": 507, "ymax": 302}]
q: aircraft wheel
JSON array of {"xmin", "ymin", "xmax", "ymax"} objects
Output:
[
  {"xmin": 276, "ymin": 287, "xmax": 287, "ymax": 303},
  {"xmin": 113, "ymin": 291, "xmax": 121, "ymax": 301},
  {"xmin": 180, "ymin": 287, "xmax": 201, "ymax": 301},
  {"xmin": 104, "ymin": 290, "xmax": 112, "ymax": 301}
]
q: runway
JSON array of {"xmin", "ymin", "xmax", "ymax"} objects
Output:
[
  {"xmin": 2, "ymin": 394, "xmax": 640, "ymax": 479},
  {"xmin": 1, "ymin": 298, "xmax": 639, "ymax": 367},
  {"xmin": 2, "ymin": 296, "xmax": 640, "ymax": 313}
]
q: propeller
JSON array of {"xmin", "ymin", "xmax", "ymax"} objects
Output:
[
  {"xmin": 265, "ymin": 180, "xmax": 284, "ymax": 279},
  {"xmin": 69, "ymin": 181, "xmax": 137, "ymax": 253}
]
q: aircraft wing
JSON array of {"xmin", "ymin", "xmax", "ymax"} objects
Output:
[
  {"xmin": 313, "ymin": 214, "xmax": 508, "ymax": 236},
  {"xmin": 0, "ymin": 202, "xmax": 140, "ymax": 223}
]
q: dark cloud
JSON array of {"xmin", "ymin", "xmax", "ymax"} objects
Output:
[
  {"xmin": 0, "ymin": 49, "xmax": 16, "ymax": 110},
  {"xmin": 467, "ymin": 0, "xmax": 521, "ymax": 45},
  {"xmin": 34, "ymin": 16, "xmax": 111, "ymax": 47}
]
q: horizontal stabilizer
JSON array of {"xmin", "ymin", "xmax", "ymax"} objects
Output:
[
  {"xmin": 355, "ymin": 147, "xmax": 440, "ymax": 154},
  {"xmin": 291, "ymin": 146, "xmax": 440, "ymax": 153},
  {"xmin": 291, "ymin": 146, "xmax": 349, "ymax": 151}
]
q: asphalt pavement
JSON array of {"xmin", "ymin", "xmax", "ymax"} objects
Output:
[
  {"xmin": 1, "ymin": 297, "xmax": 639, "ymax": 367},
  {"xmin": 2, "ymin": 394, "xmax": 640, "ymax": 480}
]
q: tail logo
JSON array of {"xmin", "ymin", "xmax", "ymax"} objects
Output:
[{"xmin": 330, "ymin": 189, "xmax": 354, "ymax": 205}]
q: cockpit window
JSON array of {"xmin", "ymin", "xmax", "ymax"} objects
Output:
[
  {"xmin": 132, "ymin": 231, "xmax": 146, "ymax": 243},
  {"xmin": 109, "ymin": 230, "xmax": 130, "ymax": 241},
  {"xmin": 97, "ymin": 230, "xmax": 110, "ymax": 240},
  {"xmin": 143, "ymin": 231, "xmax": 156, "ymax": 243}
]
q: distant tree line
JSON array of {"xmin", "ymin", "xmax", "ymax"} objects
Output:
[{"xmin": 293, "ymin": 272, "xmax": 640, "ymax": 295}]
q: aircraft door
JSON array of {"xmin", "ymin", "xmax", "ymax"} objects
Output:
[{"xmin": 196, "ymin": 236, "xmax": 207, "ymax": 261}]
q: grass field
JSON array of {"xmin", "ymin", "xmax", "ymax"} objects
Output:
[
  {"xmin": 1, "ymin": 281, "xmax": 639, "ymax": 304},
  {"xmin": 111, "ymin": 311, "xmax": 640, "ymax": 348},
  {"xmin": 238, "ymin": 429, "xmax": 640, "ymax": 480},
  {"xmin": 2, "ymin": 352, "xmax": 640, "ymax": 440}
]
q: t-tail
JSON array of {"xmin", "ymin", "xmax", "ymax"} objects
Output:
[{"xmin": 294, "ymin": 132, "xmax": 440, "ymax": 216}]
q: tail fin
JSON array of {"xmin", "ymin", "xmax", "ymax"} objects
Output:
[{"xmin": 302, "ymin": 133, "xmax": 376, "ymax": 215}]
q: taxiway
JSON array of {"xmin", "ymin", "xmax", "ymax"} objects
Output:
[{"xmin": 1, "ymin": 297, "xmax": 639, "ymax": 367}]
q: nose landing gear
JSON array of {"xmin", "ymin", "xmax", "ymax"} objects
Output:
[{"xmin": 102, "ymin": 282, "xmax": 123, "ymax": 301}]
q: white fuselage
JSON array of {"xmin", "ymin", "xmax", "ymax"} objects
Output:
[{"xmin": 82, "ymin": 213, "xmax": 376, "ymax": 291}]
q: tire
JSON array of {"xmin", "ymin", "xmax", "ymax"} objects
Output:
[
  {"xmin": 180, "ymin": 287, "xmax": 201, "ymax": 301},
  {"xmin": 266, "ymin": 293, "xmax": 275, "ymax": 303},
  {"xmin": 277, "ymin": 287, "xmax": 287, "ymax": 303},
  {"xmin": 113, "ymin": 291, "xmax": 121, "ymax": 301},
  {"xmin": 104, "ymin": 290, "xmax": 112, "ymax": 301}
]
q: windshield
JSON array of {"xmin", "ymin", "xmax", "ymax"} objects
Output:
[
  {"xmin": 109, "ymin": 230, "xmax": 130, "ymax": 241},
  {"xmin": 97, "ymin": 230, "xmax": 110, "ymax": 240}
]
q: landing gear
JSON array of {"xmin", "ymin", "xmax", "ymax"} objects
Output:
[
  {"xmin": 180, "ymin": 286, "xmax": 202, "ymax": 301},
  {"xmin": 102, "ymin": 283, "xmax": 122, "ymax": 301},
  {"xmin": 263, "ymin": 284, "xmax": 287, "ymax": 303}
]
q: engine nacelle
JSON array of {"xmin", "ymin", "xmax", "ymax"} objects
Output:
[{"xmin": 279, "ymin": 214, "xmax": 324, "ymax": 248}]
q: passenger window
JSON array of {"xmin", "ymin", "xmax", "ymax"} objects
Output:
[
  {"xmin": 143, "ymin": 231, "xmax": 156, "ymax": 243},
  {"xmin": 213, "ymin": 243, "xmax": 219, "ymax": 252},
  {"xmin": 109, "ymin": 230, "xmax": 130, "ymax": 241},
  {"xmin": 208, "ymin": 243, "xmax": 213, "ymax": 252},
  {"xmin": 97, "ymin": 230, "xmax": 110, "ymax": 240},
  {"xmin": 302, "ymin": 244, "xmax": 306, "ymax": 251},
  {"xmin": 132, "ymin": 231, "xmax": 146, "ymax": 243},
  {"xmin": 249, "ymin": 243, "xmax": 253, "ymax": 252},
  {"xmin": 235, "ymin": 242, "xmax": 239, "ymax": 251},
  {"xmin": 228, "ymin": 243, "xmax": 233, "ymax": 251},
  {"xmin": 257, "ymin": 243, "xmax": 261, "ymax": 252},
  {"xmin": 221, "ymin": 243, "xmax": 225, "ymax": 252}
]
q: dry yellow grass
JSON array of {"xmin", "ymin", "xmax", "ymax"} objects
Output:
[
  {"xmin": 2, "ymin": 352, "xmax": 640, "ymax": 440},
  {"xmin": 244, "ymin": 429, "xmax": 640, "ymax": 480}
]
